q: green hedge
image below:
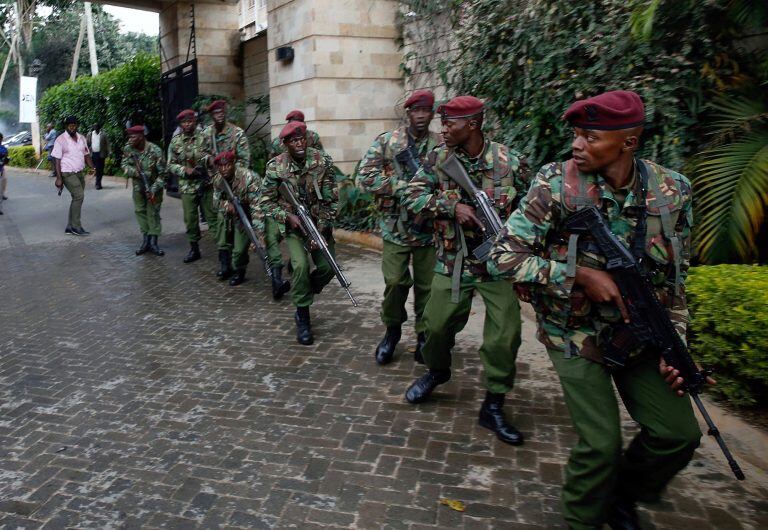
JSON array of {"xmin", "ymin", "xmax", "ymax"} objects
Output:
[
  {"xmin": 8, "ymin": 146, "xmax": 38, "ymax": 168},
  {"xmin": 688, "ymin": 265, "xmax": 768, "ymax": 407}
]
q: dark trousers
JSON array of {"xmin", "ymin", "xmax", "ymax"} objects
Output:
[{"xmin": 92, "ymin": 152, "xmax": 105, "ymax": 186}]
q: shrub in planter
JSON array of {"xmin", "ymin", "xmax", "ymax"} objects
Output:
[
  {"xmin": 687, "ymin": 265, "xmax": 768, "ymax": 407},
  {"xmin": 8, "ymin": 146, "xmax": 38, "ymax": 168}
]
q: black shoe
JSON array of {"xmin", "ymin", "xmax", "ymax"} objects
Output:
[
  {"xmin": 478, "ymin": 392, "xmax": 524, "ymax": 446},
  {"xmin": 405, "ymin": 370, "xmax": 451, "ymax": 404},
  {"xmin": 183, "ymin": 242, "xmax": 201, "ymax": 263},
  {"xmin": 295, "ymin": 306, "xmax": 314, "ymax": 345},
  {"xmin": 414, "ymin": 332, "xmax": 426, "ymax": 364},
  {"xmin": 271, "ymin": 265, "xmax": 291, "ymax": 300},
  {"xmin": 375, "ymin": 326, "xmax": 401, "ymax": 365},
  {"xmin": 607, "ymin": 496, "xmax": 641, "ymax": 530},
  {"xmin": 2, "ymin": 195, "xmax": 7, "ymax": 200},
  {"xmin": 217, "ymin": 250, "xmax": 233, "ymax": 280},
  {"xmin": 148, "ymin": 235, "xmax": 165, "ymax": 256},
  {"xmin": 135, "ymin": 234, "xmax": 150, "ymax": 255},
  {"xmin": 95, "ymin": 185, "xmax": 102, "ymax": 190},
  {"xmin": 74, "ymin": 227, "xmax": 90, "ymax": 236},
  {"xmin": 229, "ymin": 269, "xmax": 246, "ymax": 286}
]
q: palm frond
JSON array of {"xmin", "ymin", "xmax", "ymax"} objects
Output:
[
  {"xmin": 708, "ymin": 96, "xmax": 768, "ymax": 139},
  {"xmin": 693, "ymin": 132, "xmax": 768, "ymax": 262}
]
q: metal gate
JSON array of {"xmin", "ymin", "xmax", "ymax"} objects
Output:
[{"xmin": 160, "ymin": 59, "xmax": 198, "ymax": 194}]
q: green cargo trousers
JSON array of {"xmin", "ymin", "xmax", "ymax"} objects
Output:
[
  {"xmin": 62, "ymin": 171, "xmax": 85, "ymax": 229},
  {"xmin": 216, "ymin": 213, "xmax": 250, "ymax": 269},
  {"xmin": 181, "ymin": 188, "xmax": 219, "ymax": 243},
  {"xmin": 381, "ymin": 240, "xmax": 436, "ymax": 333},
  {"xmin": 133, "ymin": 188, "xmax": 163, "ymax": 236},
  {"xmin": 546, "ymin": 348, "xmax": 701, "ymax": 530},
  {"xmin": 286, "ymin": 230, "xmax": 336, "ymax": 307},
  {"xmin": 264, "ymin": 217, "xmax": 287, "ymax": 267},
  {"xmin": 421, "ymin": 273, "xmax": 521, "ymax": 394}
]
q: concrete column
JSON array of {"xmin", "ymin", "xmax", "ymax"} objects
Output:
[
  {"xmin": 159, "ymin": 1, "xmax": 243, "ymax": 100},
  {"xmin": 267, "ymin": 0, "xmax": 403, "ymax": 173}
]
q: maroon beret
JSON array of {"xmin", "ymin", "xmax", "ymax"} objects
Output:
[
  {"xmin": 207, "ymin": 99, "xmax": 227, "ymax": 112},
  {"xmin": 125, "ymin": 125, "xmax": 145, "ymax": 135},
  {"xmin": 279, "ymin": 121, "xmax": 307, "ymax": 140},
  {"xmin": 404, "ymin": 89, "xmax": 435, "ymax": 110},
  {"xmin": 437, "ymin": 95, "xmax": 484, "ymax": 119},
  {"xmin": 285, "ymin": 110, "xmax": 305, "ymax": 122},
  {"xmin": 214, "ymin": 150, "xmax": 236, "ymax": 166},
  {"xmin": 176, "ymin": 109, "xmax": 196, "ymax": 122},
  {"xmin": 563, "ymin": 90, "xmax": 645, "ymax": 130}
]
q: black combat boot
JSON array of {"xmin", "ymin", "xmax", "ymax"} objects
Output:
[
  {"xmin": 217, "ymin": 250, "xmax": 233, "ymax": 280},
  {"xmin": 148, "ymin": 235, "xmax": 165, "ymax": 256},
  {"xmin": 478, "ymin": 391, "xmax": 524, "ymax": 446},
  {"xmin": 606, "ymin": 495, "xmax": 641, "ymax": 530},
  {"xmin": 295, "ymin": 306, "xmax": 314, "ymax": 345},
  {"xmin": 229, "ymin": 269, "xmax": 246, "ymax": 286},
  {"xmin": 413, "ymin": 331, "xmax": 427, "ymax": 364},
  {"xmin": 405, "ymin": 369, "xmax": 451, "ymax": 404},
  {"xmin": 183, "ymin": 242, "xmax": 201, "ymax": 263},
  {"xmin": 271, "ymin": 265, "xmax": 291, "ymax": 300},
  {"xmin": 135, "ymin": 234, "xmax": 150, "ymax": 255},
  {"xmin": 374, "ymin": 326, "xmax": 401, "ymax": 365}
]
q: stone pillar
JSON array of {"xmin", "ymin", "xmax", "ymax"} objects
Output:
[
  {"xmin": 267, "ymin": 0, "xmax": 403, "ymax": 173},
  {"xmin": 159, "ymin": 1, "xmax": 243, "ymax": 100}
]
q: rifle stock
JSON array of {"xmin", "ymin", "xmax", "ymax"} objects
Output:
[
  {"xmin": 564, "ymin": 205, "xmax": 745, "ymax": 481},
  {"xmin": 278, "ymin": 182, "xmax": 358, "ymax": 307}
]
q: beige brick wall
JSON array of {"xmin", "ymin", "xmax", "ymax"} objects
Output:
[
  {"xmin": 243, "ymin": 33, "xmax": 270, "ymax": 137},
  {"xmin": 159, "ymin": 1, "xmax": 244, "ymax": 100},
  {"xmin": 266, "ymin": 0, "xmax": 404, "ymax": 174}
]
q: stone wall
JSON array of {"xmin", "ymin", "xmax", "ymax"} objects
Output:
[
  {"xmin": 267, "ymin": 0, "xmax": 404, "ymax": 173},
  {"xmin": 159, "ymin": 1, "xmax": 243, "ymax": 100}
]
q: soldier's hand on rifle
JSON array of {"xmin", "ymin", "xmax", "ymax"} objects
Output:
[
  {"xmin": 147, "ymin": 192, "xmax": 156, "ymax": 204},
  {"xmin": 225, "ymin": 202, "xmax": 235, "ymax": 215},
  {"xmin": 455, "ymin": 203, "xmax": 484, "ymax": 230},
  {"xmin": 184, "ymin": 167, "xmax": 196, "ymax": 177},
  {"xmin": 574, "ymin": 266, "xmax": 630, "ymax": 323},
  {"xmin": 286, "ymin": 213, "xmax": 303, "ymax": 233},
  {"xmin": 660, "ymin": 359, "xmax": 717, "ymax": 397}
]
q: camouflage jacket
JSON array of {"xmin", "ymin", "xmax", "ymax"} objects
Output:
[
  {"xmin": 255, "ymin": 147, "xmax": 338, "ymax": 236},
  {"xmin": 403, "ymin": 138, "xmax": 530, "ymax": 283},
  {"xmin": 270, "ymin": 129, "xmax": 323, "ymax": 159},
  {"xmin": 357, "ymin": 125, "xmax": 442, "ymax": 246},
  {"xmin": 212, "ymin": 166, "xmax": 261, "ymax": 222},
  {"xmin": 201, "ymin": 123, "xmax": 251, "ymax": 168},
  {"xmin": 167, "ymin": 131, "xmax": 209, "ymax": 195},
  {"xmin": 488, "ymin": 159, "xmax": 693, "ymax": 360},
  {"xmin": 121, "ymin": 142, "xmax": 166, "ymax": 195}
]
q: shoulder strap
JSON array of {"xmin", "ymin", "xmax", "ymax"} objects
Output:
[{"xmin": 644, "ymin": 160, "xmax": 682, "ymax": 300}]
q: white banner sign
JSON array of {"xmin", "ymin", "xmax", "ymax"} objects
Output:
[{"xmin": 19, "ymin": 76, "xmax": 38, "ymax": 123}]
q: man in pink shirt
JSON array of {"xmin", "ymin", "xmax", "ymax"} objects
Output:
[{"xmin": 53, "ymin": 116, "xmax": 94, "ymax": 235}]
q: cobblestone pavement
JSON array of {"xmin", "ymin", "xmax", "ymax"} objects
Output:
[{"xmin": 0, "ymin": 172, "xmax": 766, "ymax": 529}]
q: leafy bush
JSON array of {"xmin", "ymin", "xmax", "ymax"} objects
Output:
[
  {"xmin": 336, "ymin": 163, "xmax": 380, "ymax": 232},
  {"xmin": 8, "ymin": 146, "xmax": 37, "ymax": 168},
  {"xmin": 688, "ymin": 265, "xmax": 768, "ymax": 407},
  {"xmin": 38, "ymin": 53, "xmax": 161, "ymax": 163}
]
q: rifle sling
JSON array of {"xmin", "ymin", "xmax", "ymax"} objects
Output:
[{"xmin": 451, "ymin": 220, "xmax": 469, "ymax": 304}]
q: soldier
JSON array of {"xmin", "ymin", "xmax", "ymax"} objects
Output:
[
  {"xmin": 212, "ymin": 150, "xmax": 261, "ymax": 286},
  {"xmin": 167, "ymin": 109, "xmax": 219, "ymax": 264},
  {"xmin": 121, "ymin": 125, "xmax": 167, "ymax": 256},
  {"xmin": 256, "ymin": 121, "xmax": 338, "ymax": 345},
  {"xmin": 200, "ymin": 99, "xmax": 252, "ymax": 278},
  {"xmin": 488, "ymin": 90, "xmax": 705, "ymax": 530},
  {"xmin": 357, "ymin": 90, "xmax": 441, "ymax": 365},
  {"xmin": 401, "ymin": 96, "xmax": 529, "ymax": 446},
  {"xmin": 269, "ymin": 110, "xmax": 323, "ymax": 159}
]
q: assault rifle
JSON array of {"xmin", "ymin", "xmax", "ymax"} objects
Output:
[
  {"xmin": 278, "ymin": 182, "xmax": 358, "ymax": 307},
  {"xmin": 131, "ymin": 154, "xmax": 155, "ymax": 203},
  {"xmin": 440, "ymin": 153, "xmax": 505, "ymax": 261},
  {"xmin": 564, "ymin": 205, "xmax": 745, "ymax": 481},
  {"xmin": 194, "ymin": 164, "xmax": 211, "ymax": 199},
  {"xmin": 395, "ymin": 144, "xmax": 420, "ymax": 176},
  {"xmin": 218, "ymin": 177, "xmax": 272, "ymax": 278}
]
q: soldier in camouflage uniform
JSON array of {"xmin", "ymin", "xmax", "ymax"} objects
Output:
[
  {"xmin": 488, "ymin": 91, "xmax": 705, "ymax": 530},
  {"xmin": 167, "ymin": 109, "xmax": 219, "ymax": 264},
  {"xmin": 200, "ymin": 100, "xmax": 253, "ymax": 279},
  {"xmin": 269, "ymin": 110, "xmax": 323, "ymax": 159},
  {"xmin": 402, "ymin": 96, "xmax": 528, "ymax": 447},
  {"xmin": 256, "ymin": 121, "xmax": 338, "ymax": 345},
  {"xmin": 212, "ymin": 150, "xmax": 261, "ymax": 286},
  {"xmin": 121, "ymin": 125, "xmax": 167, "ymax": 256},
  {"xmin": 357, "ymin": 90, "xmax": 441, "ymax": 365}
]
